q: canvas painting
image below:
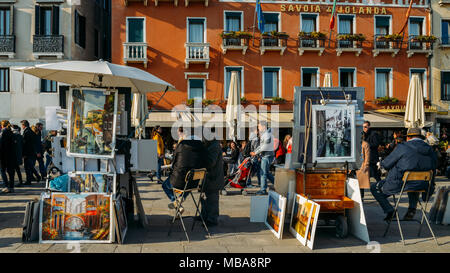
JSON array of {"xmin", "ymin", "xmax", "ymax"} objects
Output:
[
  {"xmin": 312, "ymin": 104, "xmax": 356, "ymax": 163},
  {"xmin": 265, "ymin": 191, "xmax": 287, "ymax": 239},
  {"xmin": 114, "ymin": 194, "xmax": 128, "ymax": 244},
  {"xmin": 68, "ymin": 172, "xmax": 115, "ymax": 193},
  {"xmin": 67, "ymin": 88, "xmax": 118, "ymax": 159},
  {"xmin": 289, "ymin": 194, "xmax": 312, "ymax": 246},
  {"xmin": 306, "ymin": 200, "xmax": 320, "ymax": 250},
  {"xmin": 39, "ymin": 192, "xmax": 113, "ymax": 243}
]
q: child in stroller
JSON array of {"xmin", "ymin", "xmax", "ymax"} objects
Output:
[{"xmin": 221, "ymin": 156, "xmax": 257, "ymax": 195}]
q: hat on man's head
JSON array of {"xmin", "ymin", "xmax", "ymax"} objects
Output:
[{"xmin": 406, "ymin": 128, "xmax": 422, "ymax": 137}]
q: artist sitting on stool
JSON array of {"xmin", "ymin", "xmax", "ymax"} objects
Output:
[{"xmin": 370, "ymin": 128, "xmax": 437, "ymax": 222}]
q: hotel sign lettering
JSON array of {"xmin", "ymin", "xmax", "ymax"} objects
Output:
[{"xmin": 280, "ymin": 5, "xmax": 388, "ymax": 15}]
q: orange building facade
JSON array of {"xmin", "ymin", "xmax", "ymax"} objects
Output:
[{"xmin": 111, "ymin": 0, "xmax": 433, "ymax": 130}]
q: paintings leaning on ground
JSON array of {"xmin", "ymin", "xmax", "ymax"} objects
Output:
[
  {"xmin": 265, "ymin": 191, "xmax": 286, "ymax": 239},
  {"xmin": 68, "ymin": 172, "xmax": 115, "ymax": 193},
  {"xmin": 39, "ymin": 192, "xmax": 113, "ymax": 243},
  {"xmin": 68, "ymin": 88, "xmax": 118, "ymax": 159},
  {"xmin": 312, "ymin": 104, "xmax": 356, "ymax": 163}
]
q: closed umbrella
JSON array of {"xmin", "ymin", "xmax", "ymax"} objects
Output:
[
  {"xmin": 404, "ymin": 74, "xmax": 425, "ymax": 128},
  {"xmin": 323, "ymin": 72, "xmax": 332, "ymax": 87},
  {"xmin": 14, "ymin": 60, "xmax": 177, "ymax": 93},
  {"xmin": 225, "ymin": 71, "xmax": 241, "ymax": 140},
  {"xmin": 131, "ymin": 93, "xmax": 149, "ymax": 139}
]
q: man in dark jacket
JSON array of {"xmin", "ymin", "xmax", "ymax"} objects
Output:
[
  {"xmin": 21, "ymin": 120, "xmax": 38, "ymax": 184},
  {"xmin": 370, "ymin": 128, "xmax": 437, "ymax": 221},
  {"xmin": 11, "ymin": 125, "xmax": 23, "ymax": 186},
  {"xmin": 199, "ymin": 132, "xmax": 224, "ymax": 227},
  {"xmin": 363, "ymin": 121, "xmax": 381, "ymax": 182},
  {"xmin": 0, "ymin": 121, "xmax": 17, "ymax": 193}
]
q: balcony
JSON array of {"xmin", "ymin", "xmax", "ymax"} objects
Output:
[
  {"xmin": 153, "ymin": 0, "xmax": 178, "ymax": 6},
  {"xmin": 372, "ymin": 34, "xmax": 402, "ymax": 57},
  {"xmin": 123, "ymin": 42, "xmax": 148, "ymax": 68},
  {"xmin": 123, "ymin": 0, "xmax": 148, "ymax": 6},
  {"xmin": 297, "ymin": 35, "xmax": 325, "ymax": 56},
  {"xmin": 185, "ymin": 42, "xmax": 210, "ymax": 69},
  {"xmin": 260, "ymin": 33, "xmax": 288, "ymax": 56},
  {"xmin": 0, "ymin": 35, "xmax": 15, "ymax": 58},
  {"xmin": 406, "ymin": 35, "xmax": 434, "ymax": 58},
  {"xmin": 336, "ymin": 35, "xmax": 364, "ymax": 57},
  {"xmin": 220, "ymin": 32, "xmax": 252, "ymax": 55},
  {"xmin": 33, "ymin": 35, "xmax": 64, "ymax": 59}
]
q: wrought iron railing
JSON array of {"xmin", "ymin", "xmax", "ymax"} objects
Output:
[
  {"xmin": 261, "ymin": 36, "xmax": 287, "ymax": 47},
  {"xmin": 33, "ymin": 35, "xmax": 64, "ymax": 53},
  {"xmin": 374, "ymin": 34, "xmax": 402, "ymax": 50},
  {"xmin": 408, "ymin": 35, "xmax": 434, "ymax": 51},
  {"xmin": 337, "ymin": 38, "xmax": 363, "ymax": 49},
  {"xmin": 298, "ymin": 36, "xmax": 325, "ymax": 48},
  {"xmin": 0, "ymin": 35, "xmax": 15, "ymax": 53}
]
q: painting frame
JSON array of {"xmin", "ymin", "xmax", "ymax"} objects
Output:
[
  {"xmin": 264, "ymin": 190, "xmax": 287, "ymax": 240},
  {"xmin": 68, "ymin": 171, "xmax": 116, "ymax": 194},
  {"xmin": 305, "ymin": 200, "xmax": 320, "ymax": 250},
  {"xmin": 312, "ymin": 104, "xmax": 356, "ymax": 163},
  {"xmin": 39, "ymin": 192, "xmax": 114, "ymax": 244},
  {"xmin": 67, "ymin": 87, "xmax": 118, "ymax": 159},
  {"xmin": 289, "ymin": 194, "xmax": 311, "ymax": 246},
  {"xmin": 114, "ymin": 194, "xmax": 128, "ymax": 244}
]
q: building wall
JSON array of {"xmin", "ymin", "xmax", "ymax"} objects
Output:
[{"xmin": 111, "ymin": 0, "xmax": 431, "ymax": 113}]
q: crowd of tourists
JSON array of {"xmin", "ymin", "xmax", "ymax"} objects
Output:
[{"xmin": 0, "ymin": 120, "xmax": 56, "ymax": 193}]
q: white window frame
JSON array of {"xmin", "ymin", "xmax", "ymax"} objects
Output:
[
  {"xmin": 373, "ymin": 15, "xmax": 392, "ymax": 35},
  {"xmin": 262, "ymin": 66, "xmax": 282, "ymax": 99},
  {"xmin": 409, "ymin": 68, "xmax": 428, "ymax": 99},
  {"xmin": 301, "ymin": 67, "xmax": 320, "ymax": 87},
  {"xmin": 338, "ymin": 67, "xmax": 357, "ymax": 88},
  {"xmin": 126, "ymin": 17, "xmax": 146, "ymax": 43},
  {"xmin": 300, "ymin": 13, "xmax": 319, "ymax": 33},
  {"xmin": 223, "ymin": 10, "xmax": 243, "ymax": 32},
  {"xmin": 375, "ymin": 67, "xmax": 393, "ymax": 98},
  {"xmin": 224, "ymin": 66, "xmax": 244, "ymax": 99},
  {"xmin": 187, "ymin": 77, "xmax": 206, "ymax": 100},
  {"xmin": 186, "ymin": 17, "xmax": 207, "ymax": 43},
  {"xmin": 262, "ymin": 11, "xmax": 281, "ymax": 32},
  {"xmin": 337, "ymin": 14, "xmax": 356, "ymax": 34},
  {"xmin": 408, "ymin": 16, "xmax": 426, "ymax": 37}
]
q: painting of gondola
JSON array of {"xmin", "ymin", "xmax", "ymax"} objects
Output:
[
  {"xmin": 265, "ymin": 190, "xmax": 287, "ymax": 239},
  {"xmin": 312, "ymin": 104, "xmax": 356, "ymax": 163},
  {"xmin": 68, "ymin": 172, "xmax": 115, "ymax": 193},
  {"xmin": 39, "ymin": 193, "xmax": 113, "ymax": 243},
  {"xmin": 67, "ymin": 88, "xmax": 118, "ymax": 159}
]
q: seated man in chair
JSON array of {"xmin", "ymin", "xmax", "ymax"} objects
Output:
[{"xmin": 370, "ymin": 128, "xmax": 437, "ymax": 222}]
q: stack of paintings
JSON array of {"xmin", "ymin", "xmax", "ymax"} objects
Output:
[{"xmin": 289, "ymin": 194, "xmax": 320, "ymax": 250}]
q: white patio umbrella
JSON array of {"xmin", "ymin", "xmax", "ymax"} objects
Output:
[
  {"xmin": 131, "ymin": 93, "xmax": 149, "ymax": 139},
  {"xmin": 323, "ymin": 72, "xmax": 332, "ymax": 87},
  {"xmin": 225, "ymin": 71, "xmax": 241, "ymax": 140},
  {"xmin": 14, "ymin": 60, "xmax": 177, "ymax": 93},
  {"xmin": 404, "ymin": 74, "xmax": 425, "ymax": 128}
]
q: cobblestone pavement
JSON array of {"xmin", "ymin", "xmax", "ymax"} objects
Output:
[{"xmin": 0, "ymin": 174, "xmax": 449, "ymax": 253}]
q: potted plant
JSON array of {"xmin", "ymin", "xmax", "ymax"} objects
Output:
[
  {"xmin": 186, "ymin": 98, "xmax": 195, "ymax": 107},
  {"xmin": 236, "ymin": 31, "xmax": 253, "ymax": 39},
  {"xmin": 310, "ymin": 31, "xmax": 326, "ymax": 39},
  {"xmin": 384, "ymin": 34, "xmax": 403, "ymax": 42},
  {"xmin": 271, "ymin": 96, "xmax": 286, "ymax": 104},
  {"xmin": 202, "ymin": 99, "xmax": 215, "ymax": 106},
  {"xmin": 375, "ymin": 96, "xmax": 399, "ymax": 105},
  {"xmin": 240, "ymin": 97, "xmax": 248, "ymax": 104},
  {"xmin": 337, "ymin": 33, "xmax": 365, "ymax": 42},
  {"xmin": 220, "ymin": 31, "xmax": 238, "ymax": 39},
  {"xmin": 415, "ymin": 35, "xmax": 438, "ymax": 43}
]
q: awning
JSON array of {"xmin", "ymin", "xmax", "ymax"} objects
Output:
[
  {"xmin": 144, "ymin": 111, "xmax": 293, "ymax": 128},
  {"xmin": 364, "ymin": 112, "xmax": 433, "ymax": 128}
]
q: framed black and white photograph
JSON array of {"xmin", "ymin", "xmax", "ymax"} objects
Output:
[{"xmin": 312, "ymin": 104, "xmax": 356, "ymax": 163}]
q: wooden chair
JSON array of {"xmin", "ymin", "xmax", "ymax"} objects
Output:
[
  {"xmin": 383, "ymin": 170, "xmax": 439, "ymax": 246},
  {"xmin": 167, "ymin": 168, "xmax": 211, "ymax": 242}
]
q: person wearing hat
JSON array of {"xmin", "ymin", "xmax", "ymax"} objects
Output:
[{"xmin": 370, "ymin": 127, "xmax": 437, "ymax": 222}]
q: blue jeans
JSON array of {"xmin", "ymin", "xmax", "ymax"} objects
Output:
[
  {"xmin": 370, "ymin": 180, "xmax": 421, "ymax": 214},
  {"xmin": 247, "ymin": 159, "xmax": 261, "ymax": 186},
  {"xmin": 260, "ymin": 155, "xmax": 274, "ymax": 192},
  {"xmin": 156, "ymin": 157, "xmax": 164, "ymax": 180},
  {"xmin": 162, "ymin": 175, "xmax": 175, "ymax": 202}
]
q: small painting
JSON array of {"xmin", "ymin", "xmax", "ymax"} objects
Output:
[
  {"xmin": 68, "ymin": 172, "xmax": 115, "ymax": 193},
  {"xmin": 114, "ymin": 194, "xmax": 128, "ymax": 244},
  {"xmin": 265, "ymin": 190, "xmax": 287, "ymax": 239},
  {"xmin": 39, "ymin": 192, "xmax": 113, "ymax": 243},
  {"xmin": 290, "ymin": 194, "xmax": 317, "ymax": 246},
  {"xmin": 306, "ymin": 201, "xmax": 320, "ymax": 250}
]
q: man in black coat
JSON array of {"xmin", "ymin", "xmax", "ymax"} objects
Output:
[
  {"xmin": 363, "ymin": 121, "xmax": 381, "ymax": 182},
  {"xmin": 11, "ymin": 125, "xmax": 23, "ymax": 186},
  {"xmin": 370, "ymin": 128, "xmax": 437, "ymax": 221},
  {"xmin": 0, "ymin": 121, "xmax": 17, "ymax": 193},
  {"xmin": 21, "ymin": 120, "xmax": 38, "ymax": 184},
  {"xmin": 35, "ymin": 122, "xmax": 47, "ymax": 179},
  {"xmin": 199, "ymin": 131, "xmax": 224, "ymax": 227}
]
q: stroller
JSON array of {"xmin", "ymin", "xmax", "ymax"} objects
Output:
[{"xmin": 221, "ymin": 156, "xmax": 256, "ymax": 196}]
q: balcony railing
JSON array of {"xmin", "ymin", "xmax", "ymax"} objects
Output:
[
  {"xmin": 185, "ymin": 42, "xmax": 210, "ymax": 69},
  {"xmin": 372, "ymin": 34, "xmax": 402, "ymax": 57},
  {"xmin": 260, "ymin": 35, "xmax": 288, "ymax": 55},
  {"xmin": 221, "ymin": 37, "xmax": 250, "ymax": 55},
  {"xmin": 297, "ymin": 36, "xmax": 325, "ymax": 56},
  {"xmin": 0, "ymin": 35, "xmax": 15, "ymax": 58},
  {"xmin": 336, "ymin": 38, "xmax": 363, "ymax": 56},
  {"xmin": 123, "ymin": 42, "xmax": 148, "ymax": 68},
  {"xmin": 407, "ymin": 35, "xmax": 433, "ymax": 58},
  {"xmin": 33, "ymin": 35, "xmax": 64, "ymax": 59}
]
